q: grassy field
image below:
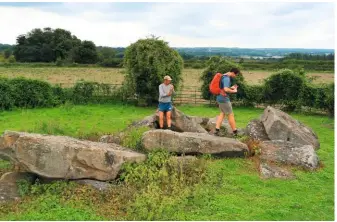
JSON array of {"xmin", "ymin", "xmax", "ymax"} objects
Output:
[
  {"xmin": 0, "ymin": 67, "xmax": 334, "ymax": 87},
  {"xmin": 0, "ymin": 104, "xmax": 334, "ymax": 220}
]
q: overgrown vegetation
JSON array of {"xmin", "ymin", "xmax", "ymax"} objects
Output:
[
  {"xmin": 123, "ymin": 36, "xmax": 184, "ymax": 106},
  {"xmin": 0, "ymin": 105, "xmax": 334, "ymax": 220}
]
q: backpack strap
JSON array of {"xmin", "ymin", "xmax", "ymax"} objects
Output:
[{"xmin": 219, "ymin": 73, "xmax": 228, "ymax": 96}]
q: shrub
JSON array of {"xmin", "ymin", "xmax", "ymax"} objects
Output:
[
  {"xmin": 71, "ymin": 81, "xmax": 97, "ymax": 104},
  {"xmin": 124, "ymin": 36, "xmax": 183, "ymax": 106},
  {"xmin": 0, "ymin": 78, "xmax": 14, "ymax": 110},
  {"xmin": 314, "ymin": 83, "xmax": 334, "ymax": 116},
  {"xmin": 9, "ymin": 78, "xmax": 55, "ymax": 108},
  {"xmin": 263, "ymin": 69, "xmax": 306, "ymax": 111}
]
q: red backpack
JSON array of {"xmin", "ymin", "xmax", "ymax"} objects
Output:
[{"xmin": 209, "ymin": 73, "xmax": 227, "ymax": 96}]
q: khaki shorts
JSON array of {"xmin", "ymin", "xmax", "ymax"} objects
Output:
[{"xmin": 218, "ymin": 102, "xmax": 233, "ymax": 114}]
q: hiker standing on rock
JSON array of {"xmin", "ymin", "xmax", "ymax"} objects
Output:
[
  {"xmin": 158, "ymin": 75, "xmax": 175, "ymax": 130},
  {"xmin": 212, "ymin": 68, "xmax": 240, "ymax": 136}
]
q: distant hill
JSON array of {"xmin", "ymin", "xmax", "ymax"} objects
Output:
[
  {"xmin": 0, "ymin": 43, "xmax": 333, "ymax": 58},
  {"xmin": 0, "ymin": 43, "xmax": 14, "ymax": 52},
  {"xmin": 173, "ymin": 47, "xmax": 334, "ymax": 58}
]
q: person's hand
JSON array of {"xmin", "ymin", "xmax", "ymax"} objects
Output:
[
  {"xmin": 232, "ymin": 88, "xmax": 237, "ymax": 93},
  {"xmin": 233, "ymin": 84, "xmax": 238, "ymax": 88}
]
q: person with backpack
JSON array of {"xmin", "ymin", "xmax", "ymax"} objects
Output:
[
  {"xmin": 209, "ymin": 68, "xmax": 240, "ymax": 136},
  {"xmin": 158, "ymin": 75, "xmax": 175, "ymax": 130}
]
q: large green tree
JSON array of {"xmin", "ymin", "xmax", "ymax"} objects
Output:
[
  {"xmin": 123, "ymin": 37, "xmax": 183, "ymax": 105},
  {"xmin": 13, "ymin": 27, "xmax": 97, "ymax": 64}
]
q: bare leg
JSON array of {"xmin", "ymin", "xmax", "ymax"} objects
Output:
[
  {"xmin": 215, "ymin": 112, "xmax": 225, "ymax": 129},
  {"xmin": 159, "ymin": 111, "xmax": 164, "ymax": 128},
  {"xmin": 228, "ymin": 113, "xmax": 237, "ymax": 132},
  {"xmin": 166, "ymin": 111, "xmax": 172, "ymax": 128}
]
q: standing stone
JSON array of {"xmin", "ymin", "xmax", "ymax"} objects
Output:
[
  {"xmin": 260, "ymin": 106, "xmax": 320, "ymax": 149},
  {"xmin": 246, "ymin": 119, "xmax": 270, "ymax": 141}
]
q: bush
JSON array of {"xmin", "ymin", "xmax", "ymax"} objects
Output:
[
  {"xmin": 0, "ymin": 78, "xmax": 14, "ymax": 110},
  {"xmin": 99, "ymin": 58, "xmax": 122, "ymax": 67},
  {"xmin": 124, "ymin": 36, "xmax": 183, "ymax": 106},
  {"xmin": 314, "ymin": 83, "xmax": 334, "ymax": 116},
  {"xmin": 71, "ymin": 81, "xmax": 97, "ymax": 104},
  {"xmin": 263, "ymin": 69, "xmax": 306, "ymax": 111},
  {"xmin": 242, "ymin": 84, "xmax": 264, "ymax": 106},
  {"xmin": 10, "ymin": 78, "xmax": 55, "ymax": 108}
]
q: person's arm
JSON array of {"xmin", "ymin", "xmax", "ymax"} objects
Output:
[
  {"xmin": 224, "ymin": 87, "xmax": 237, "ymax": 93},
  {"xmin": 222, "ymin": 78, "xmax": 237, "ymax": 94},
  {"xmin": 171, "ymin": 85, "xmax": 176, "ymax": 96}
]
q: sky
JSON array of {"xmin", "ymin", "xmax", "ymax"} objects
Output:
[{"xmin": 0, "ymin": 2, "xmax": 334, "ymax": 49}]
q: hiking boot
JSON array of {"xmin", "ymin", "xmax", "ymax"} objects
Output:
[{"xmin": 210, "ymin": 130, "xmax": 220, "ymax": 136}]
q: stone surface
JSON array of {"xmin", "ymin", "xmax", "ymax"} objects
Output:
[
  {"xmin": 73, "ymin": 179, "xmax": 111, "ymax": 192},
  {"xmin": 130, "ymin": 114, "xmax": 157, "ymax": 128},
  {"xmin": 205, "ymin": 116, "xmax": 232, "ymax": 134},
  {"xmin": 189, "ymin": 116, "xmax": 210, "ymax": 126},
  {"xmin": 0, "ymin": 131, "xmax": 146, "ymax": 181},
  {"xmin": 160, "ymin": 107, "xmax": 208, "ymax": 133},
  {"xmin": 259, "ymin": 162, "xmax": 295, "ymax": 179},
  {"xmin": 260, "ymin": 106, "xmax": 320, "ymax": 149},
  {"xmin": 260, "ymin": 140, "xmax": 319, "ymax": 170},
  {"xmin": 131, "ymin": 107, "xmax": 208, "ymax": 133},
  {"xmin": 246, "ymin": 119, "xmax": 270, "ymax": 141},
  {"xmin": 0, "ymin": 172, "xmax": 36, "ymax": 203},
  {"xmin": 142, "ymin": 130, "xmax": 249, "ymax": 157},
  {"xmin": 99, "ymin": 133, "xmax": 124, "ymax": 145}
]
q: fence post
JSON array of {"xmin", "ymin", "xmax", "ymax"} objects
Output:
[{"xmin": 195, "ymin": 88, "xmax": 196, "ymax": 105}]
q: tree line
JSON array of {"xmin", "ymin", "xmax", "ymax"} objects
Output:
[{"xmin": 0, "ymin": 27, "xmax": 335, "ymax": 71}]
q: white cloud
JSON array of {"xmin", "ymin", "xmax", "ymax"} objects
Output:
[{"xmin": 0, "ymin": 2, "xmax": 334, "ymax": 48}]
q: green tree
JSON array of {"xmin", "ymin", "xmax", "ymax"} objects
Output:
[
  {"xmin": 97, "ymin": 46, "xmax": 116, "ymax": 60},
  {"xmin": 72, "ymin": 41, "xmax": 98, "ymax": 64},
  {"xmin": 13, "ymin": 27, "xmax": 90, "ymax": 63},
  {"xmin": 263, "ymin": 69, "xmax": 306, "ymax": 111},
  {"xmin": 123, "ymin": 37, "xmax": 183, "ymax": 105},
  {"xmin": 4, "ymin": 49, "xmax": 11, "ymax": 59}
]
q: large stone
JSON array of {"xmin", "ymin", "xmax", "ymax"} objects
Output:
[
  {"xmin": 189, "ymin": 116, "xmax": 210, "ymax": 126},
  {"xmin": 130, "ymin": 114, "xmax": 157, "ymax": 128},
  {"xmin": 73, "ymin": 179, "xmax": 111, "ymax": 192},
  {"xmin": 259, "ymin": 163, "xmax": 295, "ymax": 179},
  {"xmin": 142, "ymin": 130, "xmax": 249, "ymax": 157},
  {"xmin": 260, "ymin": 140, "xmax": 319, "ymax": 170},
  {"xmin": 260, "ymin": 106, "xmax": 320, "ymax": 149},
  {"xmin": 99, "ymin": 133, "xmax": 125, "ymax": 145},
  {"xmin": 158, "ymin": 107, "xmax": 208, "ymax": 133},
  {"xmin": 0, "ymin": 131, "xmax": 146, "ymax": 181},
  {"xmin": 205, "ymin": 116, "xmax": 232, "ymax": 134},
  {"xmin": 0, "ymin": 172, "xmax": 36, "ymax": 203},
  {"xmin": 246, "ymin": 119, "xmax": 269, "ymax": 141},
  {"xmin": 130, "ymin": 108, "xmax": 207, "ymax": 133}
]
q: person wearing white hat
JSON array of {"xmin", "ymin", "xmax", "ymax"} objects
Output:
[{"xmin": 158, "ymin": 75, "xmax": 175, "ymax": 130}]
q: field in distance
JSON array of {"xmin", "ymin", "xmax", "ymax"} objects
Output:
[{"xmin": 0, "ymin": 67, "xmax": 334, "ymax": 87}]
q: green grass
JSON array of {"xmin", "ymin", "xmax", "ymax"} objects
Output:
[{"xmin": 0, "ymin": 104, "xmax": 334, "ymax": 221}]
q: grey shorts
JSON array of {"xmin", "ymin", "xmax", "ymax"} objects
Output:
[{"xmin": 218, "ymin": 102, "xmax": 233, "ymax": 114}]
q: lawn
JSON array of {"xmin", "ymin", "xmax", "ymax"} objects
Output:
[
  {"xmin": 0, "ymin": 104, "xmax": 334, "ymax": 220},
  {"xmin": 0, "ymin": 67, "xmax": 334, "ymax": 87}
]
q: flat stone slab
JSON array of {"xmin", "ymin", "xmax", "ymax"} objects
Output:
[
  {"xmin": 142, "ymin": 130, "xmax": 249, "ymax": 157},
  {"xmin": 0, "ymin": 131, "xmax": 146, "ymax": 181}
]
